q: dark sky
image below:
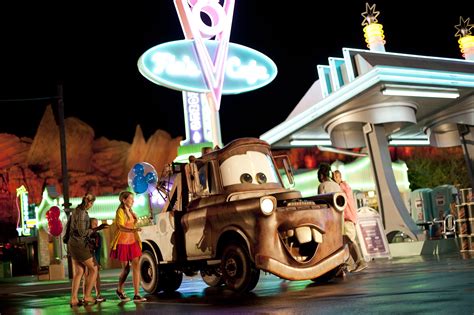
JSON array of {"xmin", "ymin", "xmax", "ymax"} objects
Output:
[{"xmin": 0, "ymin": 1, "xmax": 471, "ymax": 144}]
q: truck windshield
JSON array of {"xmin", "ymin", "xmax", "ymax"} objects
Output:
[{"xmin": 220, "ymin": 151, "xmax": 280, "ymax": 187}]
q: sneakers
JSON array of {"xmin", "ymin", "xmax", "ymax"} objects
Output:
[
  {"xmin": 116, "ymin": 290, "xmax": 131, "ymax": 302},
  {"xmin": 96, "ymin": 295, "xmax": 106, "ymax": 302},
  {"xmin": 133, "ymin": 295, "xmax": 147, "ymax": 302}
]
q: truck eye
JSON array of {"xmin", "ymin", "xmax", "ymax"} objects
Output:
[
  {"xmin": 256, "ymin": 172, "xmax": 267, "ymax": 184},
  {"xmin": 240, "ymin": 173, "xmax": 253, "ymax": 183}
]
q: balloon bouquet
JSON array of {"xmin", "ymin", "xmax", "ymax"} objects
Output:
[
  {"xmin": 128, "ymin": 162, "xmax": 167, "ymax": 210},
  {"xmin": 46, "ymin": 206, "xmax": 63, "ymax": 237}
]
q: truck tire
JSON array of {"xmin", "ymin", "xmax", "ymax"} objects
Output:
[
  {"xmin": 200, "ymin": 268, "xmax": 223, "ymax": 287},
  {"xmin": 160, "ymin": 269, "xmax": 183, "ymax": 293},
  {"xmin": 221, "ymin": 243, "xmax": 260, "ymax": 293},
  {"xmin": 139, "ymin": 250, "xmax": 160, "ymax": 294}
]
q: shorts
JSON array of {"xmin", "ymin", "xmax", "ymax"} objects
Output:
[{"xmin": 344, "ymin": 221, "xmax": 357, "ymax": 243}]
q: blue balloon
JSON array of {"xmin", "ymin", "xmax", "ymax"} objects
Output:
[
  {"xmin": 133, "ymin": 163, "xmax": 145, "ymax": 176},
  {"xmin": 145, "ymin": 172, "xmax": 158, "ymax": 184},
  {"xmin": 132, "ymin": 175, "xmax": 148, "ymax": 194}
]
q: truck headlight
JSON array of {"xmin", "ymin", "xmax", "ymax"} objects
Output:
[{"xmin": 260, "ymin": 197, "xmax": 276, "ymax": 215}]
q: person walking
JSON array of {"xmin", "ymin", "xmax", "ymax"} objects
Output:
[
  {"xmin": 333, "ymin": 170, "xmax": 368, "ymax": 273},
  {"xmin": 67, "ymin": 193, "xmax": 108, "ymax": 307},
  {"xmin": 82, "ymin": 218, "xmax": 106, "ymax": 302},
  {"xmin": 109, "ymin": 191, "xmax": 147, "ymax": 302}
]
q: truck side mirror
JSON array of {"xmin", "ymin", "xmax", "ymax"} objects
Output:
[
  {"xmin": 185, "ymin": 159, "xmax": 203, "ymax": 196},
  {"xmin": 273, "ymin": 155, "xmax": 295, "ymax": 188}
]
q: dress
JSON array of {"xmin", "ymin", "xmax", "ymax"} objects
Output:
[
  {"xmin": 109, "ymin": 207, "xmax": 142, "ymax": 261},
  {"xmin": 67, "ymin": 208, "xmax": 94, "ymax": 262}
]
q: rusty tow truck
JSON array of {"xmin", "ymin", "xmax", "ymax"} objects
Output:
[{"xmin": 139, "ymin": 138, "xmax": 349, "ymax": 293}]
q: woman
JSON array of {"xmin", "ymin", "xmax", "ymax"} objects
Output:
[
  {"xmin": 333, "ymin": 170, "xmax": 367, "ymax": 273},
  {"xmin": 110, "ymin": 191, "xmax": 147, "ymax": 302},
  {"xmin": 67, "ymin": 193, "xmax": 107, "ymax": 307}
]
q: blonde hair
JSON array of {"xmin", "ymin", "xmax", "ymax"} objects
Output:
[
  {"xmin": 118, "ymin": 191, "xmax": 137, "ymax": 221},
  {"xmin": 77, "ymin": 193, "xmax": 96, "ymax": 210}
]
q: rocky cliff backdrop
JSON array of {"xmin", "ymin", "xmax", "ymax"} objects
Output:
[{"xmin": 0, "ymin": 105, "xmax": 181, "ymax": 229}]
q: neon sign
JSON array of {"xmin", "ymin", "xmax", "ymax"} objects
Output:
[
  {"xmin": 138, "ymin": 40, "xmax": 277, "ymax": 95},
  {"xmin": 138, "ymin": 0, "xmax": 278, "ymax": 147}
]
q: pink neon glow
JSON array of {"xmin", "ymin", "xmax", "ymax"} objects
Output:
[{"xmin": 174, "ymin": 0, "xmax": 235, "ymax": 111}]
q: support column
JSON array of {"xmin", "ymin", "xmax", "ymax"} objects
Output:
[
  {"xmin": 363, "ymin": 123, "xmax": 424, "ymax": 241},
  {"xmin": 458, "ymin": 124, "xmax": 474, "ymax": 190}
]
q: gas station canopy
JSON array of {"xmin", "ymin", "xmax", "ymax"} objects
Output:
[{"xmin": 261, "ymin": 48, "xmax": 474, "ymax": 149}]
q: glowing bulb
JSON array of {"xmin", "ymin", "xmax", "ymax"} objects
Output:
[{"xmin": 363, "ymin": 23, "xmax": 386, "ymax": 52}]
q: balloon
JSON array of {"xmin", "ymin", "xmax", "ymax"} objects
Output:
[
  {"xmin": 46, "ymin": 206, "xmax": 64, "ymax": 237},
  {"xmin": 145, "ymin": 172, "xmax": 158, "ymax": 184},
  {"xmin": 132, "ymin": 175, "xmax": 148, "ymax": 194},
  {"xmin": 128, "ymin": 162, "xmax": 159, "ymax": 194},
  {"xmin": 133, "ymin": 163, "xmax": 145, "ymax": 176}
]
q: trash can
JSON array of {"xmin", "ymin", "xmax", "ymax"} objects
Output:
[{"xmin": 0, "ymin": 261, "xmax": 12, "ymax": 278}]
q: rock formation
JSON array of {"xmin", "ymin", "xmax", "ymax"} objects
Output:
[{"xmin": 0, "ymin": 105, "xmax": 181, "ymax": 227}]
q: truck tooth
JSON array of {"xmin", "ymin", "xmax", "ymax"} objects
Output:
[
  {"xmin": 295, "ymin": 226, "xmax": 312, "ymax": 244},
  {"xmin": 312, "ymin": 228, "xmax": 323, "ymax": 243}
]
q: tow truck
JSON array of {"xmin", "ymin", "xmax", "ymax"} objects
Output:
[{"xmin": 139, "ymin": 138, "xmax": 348, "ymax": 293}]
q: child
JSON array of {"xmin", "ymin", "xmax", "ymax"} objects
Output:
[{"xmin": 82, "ymin": 218, "xmax": 106, "ymax": 302}]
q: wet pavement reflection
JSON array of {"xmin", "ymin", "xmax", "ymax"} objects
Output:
[{"xmin": 1, "ymin": 253, "xmax": 473, "ymax": 314}]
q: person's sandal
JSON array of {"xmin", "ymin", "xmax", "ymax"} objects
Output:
[
  {"xmin": 96, "ymin": 295, "xmax": 106, "ymax": 302},
  {"xmin": 133, "ymin": 295, "xmax": 147, "ymax": 302},
  {"xmin": 83, "ymin": 298, "xmax": 97, "ymax": 305},
  {"xmin": 116, "ymin": 290, "xmax": 131, "ymax": 302},
  {"xmin": 69, "ymin": 300, "xmax": 83, "ymax": 307}
]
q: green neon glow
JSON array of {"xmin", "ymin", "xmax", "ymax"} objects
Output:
[
  {"xmin": 175, "ymin": 142, "xmax": 214, "ymax": 163},
  {"xmin": 37, "ymin": 188, "xmax": 151, "ymax": 229},
  {"xmin": 138, "ymin": 40, "xmax": 277, "ymax": 94},
  {"xmin": 293, "ymin": 157, "xmax": 410, "ymax": 197}
]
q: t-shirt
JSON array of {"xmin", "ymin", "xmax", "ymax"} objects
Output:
[
  {"xmin": 318, "ymin": 180, "xmax": 341, "ymax": 194},
  {"xmin": 340, "ymin": 181, "xmax": 358, "ymax": 223}
]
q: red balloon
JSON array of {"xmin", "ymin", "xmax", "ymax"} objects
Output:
[{"xmin": 46, "ymin": 206, "xmax": 63, "ymax": 237}]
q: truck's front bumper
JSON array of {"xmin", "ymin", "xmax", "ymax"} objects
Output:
[{"xmin": 255, "ymin": 245, "xmax": 349, "ymax": 281}]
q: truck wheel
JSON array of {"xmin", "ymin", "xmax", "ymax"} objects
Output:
[
  {"xmin": 221, "ymin": 244, "xmax": 260, "ymax": 293},
  {"xmin": 200, "ymin": 268, "xmax": 223, "ymax": 287},
  {"xmin": 161, "ymin": 269, "xmax": 183, "ymax": 293},
  {"xmin": 139, "ymin": 250, "xmax": 160, "ymax": 294}
]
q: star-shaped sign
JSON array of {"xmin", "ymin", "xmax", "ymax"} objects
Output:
[
  {"xmin": 361, "ymin": 3, "xmax": 380, "ymax": 26},
  {"xmin": 455, "ymin": 16, "xmax": 473, "ymax": 38}
]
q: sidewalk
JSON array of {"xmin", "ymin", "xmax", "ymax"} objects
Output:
[{"xmin": 0, "ymin": 267, "xmax": 123, "ymax": 294}]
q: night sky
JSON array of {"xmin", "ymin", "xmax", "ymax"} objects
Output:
[{"xmin": 0, "ymin": 1, "xmax": 471, "ymax": 144}]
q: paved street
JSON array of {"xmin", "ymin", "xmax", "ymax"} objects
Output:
[{"xmin": 0, "ymin": 253, "xmax": 473, "ymax": 314}]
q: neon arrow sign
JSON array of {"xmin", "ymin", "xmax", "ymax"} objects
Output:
[{"xmin": 138, "ymin": 0, "xmax": 278, "ymax": 147}]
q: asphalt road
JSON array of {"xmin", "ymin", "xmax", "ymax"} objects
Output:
[{"xmin": 0, "ymin": 253, "xmax": 473, "ymax": 314}]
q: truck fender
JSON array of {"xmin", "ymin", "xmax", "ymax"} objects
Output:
[
  {"xmin": 141, "ymin": 240, "xmax": 163, "ymax": 262},
  {"xmin": 217, "ymin": 227, "xmax": 253, "ymax": 259}
]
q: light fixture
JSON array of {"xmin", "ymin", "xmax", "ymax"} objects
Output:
[
  {"xmin": 317, "ymin": 146, "xmax": 367, "ymax": 157},
  {"xmin": 290, "ymin": 139, "xmax": 332, "ymax": 146},
  {"xmin": 389, "ymin": 139, "xmax": 430, "ymax": 146},
  {"xmin": 381, "ymin": 85, "xmax": 460, "ymax": 99}
]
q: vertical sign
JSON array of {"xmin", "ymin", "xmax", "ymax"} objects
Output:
[
  {"xmin": 181, "ymin": 91, "xmax": 217, "ymax": 145},
  {"xmin": 356, "ymin": 207, "xmax": 391, "ymax": 261}
]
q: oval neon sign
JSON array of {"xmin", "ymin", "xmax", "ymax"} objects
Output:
[{"xmin": 138, "ymin": 40, "xmax": 277, "ymax": 94}]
